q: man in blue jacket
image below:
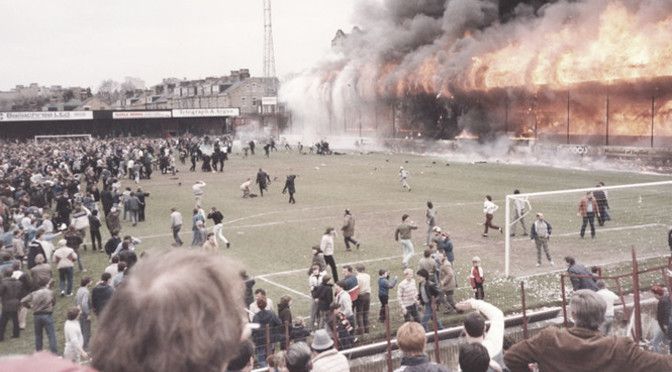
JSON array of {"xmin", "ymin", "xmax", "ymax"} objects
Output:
[{"xmin": 377, "ymin": 269, "xmax": 397, "ymax": 322}]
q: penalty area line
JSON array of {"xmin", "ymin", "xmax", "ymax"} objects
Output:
[{"xmin": 257, "ymin": 277, "xmax": 312, "ymax": 299}]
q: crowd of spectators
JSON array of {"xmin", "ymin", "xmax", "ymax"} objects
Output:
[{"xmin": 0, "ymin": 135, "xmax": 671, "ymax": 372}]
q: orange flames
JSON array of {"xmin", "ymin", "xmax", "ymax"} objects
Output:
[
  {"xmin": 465, "ymin": 3, "xmax": 672, "ymax": 90},
  {"xmin": 306, "ymin": 2, "xmax": 672, "ymax": 143}
]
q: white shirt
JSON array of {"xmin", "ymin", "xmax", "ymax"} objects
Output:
[
  {"xmin": 469, "ymin": 299, "xmax": 505, "ymax": 361},
  {"xmin": 170, "ymin": 211, "xmax": 183, "ymax": 227},
  {"xmin": 192, "ymin": 182, "xmax": 206, "ymax": 196},
  {"xmin": 53, "ymin": 247, "xmax": 77, "ymax": 269},
  {"xmin": 320, "ymin": 234, "xmax": 334, "ymax": 256},
  {"xmin": 483, "ymin": 200, "xmax": 498, "ymax": 215},
  {"xmin": 64, "ymin": 319, "xmax": 84, "ymax": 359},
  {"xmin": 40, "ymin": 219, "xmax": 54, "ymax": 234},
  {"xmin": 336, "ymin": 290, "xmax": 353, "ymax": 318},
  {"xmin": 105, "ymin": 263, "xmax": 119, "ymax": 278},
  {"xmin": 597, "ymin": 288, "xmax": 620, "ymax": 317},
  {"xmin": 21, "ymin": 216, "xmax": 32, "ymax": 230},
  {"xmin": 309, "ymin": 271, "xmax": 326, "ymax": 291},
  {"xmin": 514, "ymin": 197, "xmax": 529, "ymax": 213},
  {"xmin": 39, "ymin": 239, "xmax": 54, "ymax": 263},
  {"xmin": 356, "ymin": 272, "xmax": 372, "ymax": 294}
]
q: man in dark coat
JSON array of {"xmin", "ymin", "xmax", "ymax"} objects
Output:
[
  {"xmin": 55, "ymin": 192, "xmax": 72, "ymax": 226},
  {"xmin": 91, "ymin": 273, "xmax": 114, "ymax": 316},
  {"xmin": 101, "ymin": 187, "xmax": 114, "ymax": 217},
  {"xmin": 89, "ymin": 210, "xmax": 102, "ymax": 252},
  {"xmin": 0, "ymin": 268, "xmax": 23, "ymax": 340},
  {"xmin": 136, "ymin": 188, "xmax": 149, "ymax": 222},
  {"xmin": 27, "ymin": 234, "xmax": 47, "ymax": 270},
  {"xmin": 593, "ymin": 185, "xmax": 610, "ymax": 226},
  {"xmin": 565, "ymin": 256, "xmax": 598, "ymax": 291},
  {"xmin": 282, "ymin": 175, "xmax": 297, "ymax": 204},
  {"xmin": 251, "ymin": 297, "xmax": 281, "ymax": 367},
  {"xmin": 256, "ymin": 168, "xmax": 271, "ymax": 197}
]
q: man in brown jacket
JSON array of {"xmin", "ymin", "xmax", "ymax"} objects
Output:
[
  {"xmin": 578, "ymin": 192, "xmax": 599, "ymax": 239},
  {"xmin": 505, "ymin": 289, "xmax": 672, "ymax": 372},
  {"xmin": 439, "ymin": 254, "xmax": 458, "ymax": 314},
  {"xmin": 341, "ymin": 209, "xmax": 360, "ymax": 251}
]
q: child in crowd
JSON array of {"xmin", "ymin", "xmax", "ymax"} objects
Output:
[{"xmin": 469, "ymin": 256, "xmax": 485, "ymax": 300}]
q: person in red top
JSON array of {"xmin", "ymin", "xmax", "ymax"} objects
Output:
[{"xmin": 469, "ymin": 256, "xmax": 485, "ymax": 300}]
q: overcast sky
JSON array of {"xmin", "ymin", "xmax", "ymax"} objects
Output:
[{"xmin": 0, "ymin": 0, "xmax": 357, "ymax": 91}]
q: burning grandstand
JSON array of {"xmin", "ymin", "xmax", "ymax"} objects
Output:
[{"xmin": 281, "ymin": 0, "xmax": 672, "ymax": 147}]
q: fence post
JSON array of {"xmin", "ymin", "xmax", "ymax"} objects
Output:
[
  {"xmin": 520, "ymin": 281, "xmax": 529, "ymax": 339},
  {"xmin": 385, "ymin": 305, "xmax": 393, "ymax": 372},
  {"xmin": 431, "ymin": 298, "xmax": 440, "ymax": 363},
  {"xmin": 265, "ymin": 324, "xmax": 271, "ymax": 364},
  {"xmin": 560, "ymin": 274, "xmax": 568, "ymax": 328},
  {"xmin": 662, "ymin": 268, "xmax": 667, "ymax": 286},
  {"xmin": 284, "ymin": 321, "xmax": 290, "ymax": 350},
  {"xmin": 631, "ymin": 247, "xmax": 642, "ymax": 343},
  {"xmin": 615, "ymin": 277, "xmax": 627, "ymax": 322},
  {"xmin": 332, "ymin": 315, "xmax": 339, "ymax": 349}
]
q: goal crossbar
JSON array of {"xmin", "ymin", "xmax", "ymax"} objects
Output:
[{"xmin": 504, "ymin": 180, "xmax": 672, "ymax": 277}]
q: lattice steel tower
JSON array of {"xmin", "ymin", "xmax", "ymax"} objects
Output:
[{"xmin": 263, "ymin": 0, "xmax": 276, "ymax": 79}]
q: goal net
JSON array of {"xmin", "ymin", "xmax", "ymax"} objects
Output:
[
  {"xmin": 34, "ymin": 134, "xmax": 92, "ymax": 144},
  {"xmin": 504, "ymin": 181, "xmax": 672, "ymax": 277}
]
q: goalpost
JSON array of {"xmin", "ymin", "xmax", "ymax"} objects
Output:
[
  {"xmin": 34, "ymin": 133, "xmax": 92, "ymax": 144},
  {"xmin": 504, "ymin": 180, "xmax": 672, "ymax": 277}
]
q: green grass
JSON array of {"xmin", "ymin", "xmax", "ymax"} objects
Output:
[{"xmin": 2, "ymin": 150, "xmax": 671, "ymax": 355}]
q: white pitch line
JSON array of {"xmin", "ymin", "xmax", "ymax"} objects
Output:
[
  {"xmin": 129, "ymin": 200, "xmax": 480, "ymax": 241},
  {"xmin": 257, "ymin": 277, "xmax": 312, "ymax": 299}
]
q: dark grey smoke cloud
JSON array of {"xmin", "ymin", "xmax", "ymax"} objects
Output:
[{"xmin": 280, "ymin": 0, "xmax": 672, "ymax": 138}]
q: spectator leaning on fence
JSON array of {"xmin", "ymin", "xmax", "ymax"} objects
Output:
[
  {"xmin": 504, "ymin": 289, "xmax": 672, "ymax": 372},
  {"xmin": 456, "ymin": 298, "xmax": 505, "ymax": 372},
  {"xmin": 565, "ymin": 256, "xmax": 598, "ymax": 291}
]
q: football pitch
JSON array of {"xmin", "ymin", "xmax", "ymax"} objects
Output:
[{"xmin": 3, "ymin": 149, "xmax": 672, "ymax": 355}]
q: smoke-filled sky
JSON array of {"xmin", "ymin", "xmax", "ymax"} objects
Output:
[
  {"xmin": 0, "ymin": 0, "xmax": 359, "ymax": 91},
  {"xmin": 280, "ymin": 0, "xmax": 672, "ymax": 137}
]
